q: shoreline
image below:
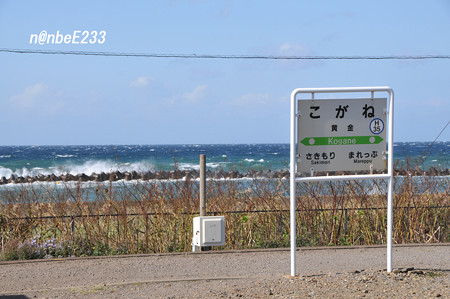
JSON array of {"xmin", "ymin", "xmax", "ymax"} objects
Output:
[{"xmin": 0, "ymin": 167, "xmax": 449, "ymax": 185}]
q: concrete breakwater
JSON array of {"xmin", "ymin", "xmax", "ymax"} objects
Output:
[
  {"xmin": 0, "ymin": 169, "xmax": 289, "ymax": 185},
  {"xmin": 0, "ymin": 167, "xmax": 448, "ymax": 185}
]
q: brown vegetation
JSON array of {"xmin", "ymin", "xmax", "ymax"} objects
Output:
[{"xmin": 0, "ymin": 171, "xmax": 448, "ymax": 260}]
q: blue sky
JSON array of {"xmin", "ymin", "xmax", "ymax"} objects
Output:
[{"xmin": 0, "ymin": 0, "xmax": 449, "ymax": 145}]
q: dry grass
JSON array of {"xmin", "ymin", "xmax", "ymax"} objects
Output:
[{"xmin": 0, "ymin": 170, "xmax": 448, "ymax": 260}]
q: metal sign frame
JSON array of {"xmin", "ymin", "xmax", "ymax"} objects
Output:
[{"xmin": 290, "ymin": 86, "xmax": 394, "ymax": 277}]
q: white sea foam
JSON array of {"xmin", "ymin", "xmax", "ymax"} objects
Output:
[
  {"xmin": 244, "ymin": 159, "xmax": 255, "ymax": 162},
  {"xmin": 177, "ymin": 163, "xmax": 199, "ymax": 171},
  {"xmin": 0, "ymin": 155, "xmax": 11, "ymax": 158},
  {"xmin": 0, "ymin": 167, "xmax": 12, "ymax": 178},
  {"xmin": 207, "ymin": 163, "xmax": 223, "ymax": 168},
  {"xmin": 56, "ymin": 154, "xmax": 75, "ymax": 158},
  {"xmin": 258, "ymin": 159, "xmax": 264, "ymax": 162},
  {"xmin": 60, "ymin": 160, "xmax": 155, "ymax": 175},
  {"xmin": 177, "ymin": 162, "xmax": 227, "ymax": 170},
  {"xmin": 0, "ymin": 160, "xmax": 156, "ymax": 178}
]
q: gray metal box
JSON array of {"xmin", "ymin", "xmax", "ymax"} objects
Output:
[{"xmin": 192, "ymin": 216, "xmax": 225, "ymax": 247}]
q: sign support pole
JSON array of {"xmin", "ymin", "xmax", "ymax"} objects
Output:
[
  {"xmin": 290, "ymin": 89, "xmax": 297, "ymax": 277},
  {"xmin": 289, "ymin": 86, "xmax": 394, "ymax": 277},
  {"xmin": 386, "ymin": 88, "xmax": 395, "ymax": 273}
]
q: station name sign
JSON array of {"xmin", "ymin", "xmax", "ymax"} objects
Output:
[{"xmin": 297, "ymin": 98, "xmax": 387, "ymax": 172}]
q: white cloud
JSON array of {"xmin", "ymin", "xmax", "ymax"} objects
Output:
[
  {"xmin": 228, "ymin": 92, "xmax": 289, "ymax": 108},
  {"xmin": 8, "ymin": 83, "xmax": 67, "ymax": 115},
  {"xmin": 182, "ymin": 84, "xmax": 207, "ymax": 103},
  {"xmin": 9, "ymin": 83, "xmax": 48, "ymax": 108},
  {"xmin": 219, "ymin": 0, "xmax": 231, "ymax": 18},
  {"xmin": 229, "ymin": 93, "xmax": 271, "ymax": 106},
  {"xmin": 278, "ymin": 42, "xmax": 310, "ymax": 56},
  {"xmin": 246, "ymin": 42, "xmax": 318, "ymax": 70},
  {"xmin": 130, "ymin": 76, "xmax": 153, "ymax": 88},
  {"xmin": 425, "ymin": 98, "xmax": 448, "ymax": 108}
]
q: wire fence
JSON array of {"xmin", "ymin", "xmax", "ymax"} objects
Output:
[
  {"xmin": 4, "ymin": 205, "xmax": 448, "ymax": 249},
  {"xmin": 8, "ymin": 205, "xmax": 449, "ymax": 220}
]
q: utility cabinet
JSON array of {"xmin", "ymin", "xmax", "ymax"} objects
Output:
[{"xmin": 192, "ymin": 216, "xmax": 225, "ymax": 248}]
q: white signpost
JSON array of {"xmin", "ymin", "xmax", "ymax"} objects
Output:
[{"xmin": 290, "ymin": 87, "xmax": 394, "ymax": 277}]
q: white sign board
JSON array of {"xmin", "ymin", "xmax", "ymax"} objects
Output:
[
  {"xmin": 297, "ymin": 98, "xmax": 387, "ymax": 173},
  {"xmin": 290, "ymin": 87, "xmax": 395, "ymax": 277}
]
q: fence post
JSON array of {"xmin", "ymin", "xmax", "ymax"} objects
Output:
[
  {"xmin": 344, "ymin": 209, "xmax": 348, "ymax": 235},
  {"xmin": 200, "ymin": 154, "xmax": 206, "ymax": 216},
  {"xmin": 71, "ymin": 216, "xmax": 75, "ymax": 239},
  {"xmin": 407, "ymin": 206, "xmax": 410, "ymax": 240},
  {"xmin": 279, "ymin": 210, "xmax": 283, "ymax": 240}
]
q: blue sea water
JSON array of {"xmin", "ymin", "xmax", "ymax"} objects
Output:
[{"xmin": 0, "ymin": 142, "xmax": 448, "ymax": 178}]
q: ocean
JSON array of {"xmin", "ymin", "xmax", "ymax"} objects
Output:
[{"xmin": 0, "ymin": 142, "xmax": 448, "ymax": 179}]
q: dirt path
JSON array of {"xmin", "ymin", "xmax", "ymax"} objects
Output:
[{"xmin": 0, "ymin": 244, "xmax": 448, "ymax": 298}]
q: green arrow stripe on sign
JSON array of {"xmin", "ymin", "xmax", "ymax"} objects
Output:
[{"xmin": 300, "ymin": 136, "xmax": 384, "ymax": 146}]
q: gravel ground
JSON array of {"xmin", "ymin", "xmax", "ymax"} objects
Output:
[{"xmin": 0, "ymin": 244, "xmax": 448, "ymax": 298}]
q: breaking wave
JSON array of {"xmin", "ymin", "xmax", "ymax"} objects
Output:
[{"xmin": 0, "ymin": 160, "xmax": 156, "ymax": 178}]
